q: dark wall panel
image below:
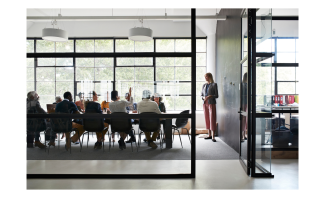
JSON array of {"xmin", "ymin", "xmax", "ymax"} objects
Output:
[{"xmin": 216, "ymin": 9, "xmax": 242, "ymax": 153}]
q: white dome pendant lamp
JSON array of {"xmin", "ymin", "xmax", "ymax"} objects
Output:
[
  {"xmin": 42, "ymin": 10, "xmax": 68, "ymax": 42},
  {"xmin": 129, "ymin": 19, "xmax": 153, "ymax": 41}
]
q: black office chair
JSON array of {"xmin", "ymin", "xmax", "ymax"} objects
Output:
[
  {"xmin": 138, "ymin": 112, "xmax": 162, "ymax": 151},
  {"xmin": 172, "ymin": 110, "xmax": 191, "ymax": 148},
  {"xmin": 110, "ymin": 112, "xmax": 137, "ymax": 152},
  {"xmin": 82, "ymin": 110, "xmax": 108, "ymax": 152},
  {"xmin": 49, "ymin": 112, "xmax": 81, "ymax": 154},
  {"xmin": 27, "ymin": 111, "xmax": 47, "ymax": 152}
]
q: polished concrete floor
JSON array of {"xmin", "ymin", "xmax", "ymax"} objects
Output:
[{"xmin": 27, "ymin": 159, "xmax": 298, "ymax": 189}]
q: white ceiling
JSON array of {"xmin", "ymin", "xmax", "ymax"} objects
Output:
[{"xmin": 27, "ymin": 8, "xmax": 220, "ymax": 18}]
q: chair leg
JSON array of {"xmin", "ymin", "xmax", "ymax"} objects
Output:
[
  {"xmin": 58, "ymin": 132, "xmax": 60, "ymax": 149},
  {"xmin": 160, "ymin": 130, "xmax": 162, "ymax": 152},
  {"xmin": 185, "ymin": 128, "xmax": 191, "ymax": 144},
  {"xmin": 77, "ymin": 131, "xmax": 82, "ymax": 152},
  {"xmin": 70, "ymin": 132, "xmax": 72, "ymax": 154},
  {"xmin": 44, "ymin": 131, "xmax": 46, "ymax": 153},
  {"xmin": 87, "ymin": 132, "xmax": 89, "ymax": 148},
  {"xmin": 173, "ymin": 129, "xmax": 175, "ymax": 143},
  {"xmin": 102, "ymin": 131, "xmax": 104, "ymax": 152},
  {"xmin": 178, "ymin": 129, "xmax": 183, "ymax": 148},
  {"xmin": 108, "ymin": 132, "xmax": 111, "ymax": 152}
]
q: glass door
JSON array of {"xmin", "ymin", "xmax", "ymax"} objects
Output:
[{"xmin": 239, "ymin": 9, "xmax": 250, "ymax": 175}]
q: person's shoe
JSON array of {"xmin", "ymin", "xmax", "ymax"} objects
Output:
[
  {"xmin": 35, "ymin": 141, "xmax": 46, "ymax": 149},
  {"xmin": 204, "ymin": 136, "xmax": 212, "ymax": 140},
  {"xmin": 148, "ymin": 140, "xmax": 157, "ymax": 149},
  {"xmin": 94, "ymin": 142, "xmax": 99, "ymax": 149},
  {"xmin": 48, "ymin": 141, "xmax": 55, "ymax": 147},
  {"xmin": 118, "ymin": 140, "xmax": 124, "ymax": 150},
  {"xmin": 74, "ymin": 141, "xmax": 80, "ymax": 144},
  {"xmin": 143, "ymin": 138, "xmax": 147, "ymax": 143},
  {"xmin": 123, "ymin": 140, "xmax": 126, "ymax": 149},
  {"xmin": 27, "ymin": 143, "xmax": 34, "ymax": 148},
  {"xmin": 96, "ymin": 142, "xmax": 102, "ymax": 149},
  {"xmin": 125, "ymin": 137, "xmax": 136, "ymax": 143},
  {"xmin": 212, "ymin": 139, "xmax": 217, "ymax": 142}
]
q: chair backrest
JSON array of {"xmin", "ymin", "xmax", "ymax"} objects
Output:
[
  {"xmin": 290, "ymin": 116, "xmax": 299, "ymax": 135},
  {"xmin": 83, "ymin": 109, "xmax": 105, "ymax": 132},
  {"xmin": 139, "ymin": 112, "xmax": 160, "ymax": 132},
  {"xmin": 26, "ymin": 109, "xmax": 46, "ymax": 132},
  {"xmin": 50, "ymin": 112, "xmax": 72, "ymax": 133},
  {"xmin": 175, "ymin": 110, "xmax": 189, "ymax": 129},
  {"xmin": 110, "ymin": 112, "xmax": 132, "ymax": 133}
]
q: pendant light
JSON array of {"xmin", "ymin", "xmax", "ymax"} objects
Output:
[
  {"xmin": 129, "ymin": 18, "xmax": 153, "ymax": 41},
  {"xmin": 42, "ymin": 9, "xmax": 68, "ymax": 42}
]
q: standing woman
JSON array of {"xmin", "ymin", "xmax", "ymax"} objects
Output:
[{"xmin": 201, "ymin": 72, "xmax": 219, "ymax": 142}]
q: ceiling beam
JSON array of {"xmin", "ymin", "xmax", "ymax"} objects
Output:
[{"xmin": 27, "ymin": 15, "xmax": 227, "ymax": 21}]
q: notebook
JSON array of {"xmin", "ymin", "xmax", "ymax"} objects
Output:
[{"xmin": 46, "ymin": 104, "xmax": 56, "ymax": 113}]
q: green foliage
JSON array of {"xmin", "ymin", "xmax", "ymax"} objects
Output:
[
  {"xmin": 278, "ymin": 82, "xmax": 295, "ymax": 94},
  {"xmin": 76, "ymin": 58, "xmax": 94, "ymax": 67},
  {"xmin": 156, "ymin": 39, "xmax": 174, "ymax": 52},
  {"xmin": 116, "ymin": 39, "xmax": 134, "ymax": 52},
  {"xmin": 38, "ymin": 58, "xmax": 55, "ymax": 66},
  {"xmin": 175, "ymin": 96, "xmax": 191, "ymax": 110},
  {"xmin": 196, "ymin": 39, "xmax": 206, "ymax": 52},
  {"xmin": 95, "ymin": 67, "xmax": 114, "ymax": 81},
  {"xmin": 37, "ymin": 82, "xmax": 55, "ymax": 95},
  {"xmin": 95, "ymin": 58, "xmax": 113, "ymax": 67},
  {"xmin": 156, "ymin": 67, "xmax": 174, "ymax": 81},
  {"xmin": 26, "ymin": 40, "xmax": 34, "ymax": 53},
  {"xmin": 175, "ymin": 57, "xmax": 191, "ymax": 66},
  {"xmin": 117, "ymin": 58, "xmax": 134, "ymax": 66},
  {"xmin": 56, "ymin": 82, "xmax": 74, "ymax": 97},
  {"xmin": 135, "ymin": 58, "xmax": 153, "ymax": 65},
  {"xmin": 277, "ymin": 67, "xmax": 295, "ymax": 81},
  {"xmin": 76, "ymin": 40, "xmax": 94, "ymax": 52},
  {"xmin": 175, "ymin": 39, "xmax": 191, "ymax": 52},
  {"xmin": 27, "ymin": 58, "xmax": 34, "ymax": 67},
  {"xmin": 56, "ymin": 58, "xmax": 73, "ymax": 66},
  {"xmin": 196, "ymin": 53, "xmax": 206, "ymax": 66},
  {"xmin": 95, "ymin": 40, "xmax": 113, "ymax": 52},
  {"xmin": 116, "ymin": 67, "xmax": 134, "ymax": 80},
  {"xmin": 175, "ymin": 67, "xmax": 191, "ymax": 81},
  {"xmin": 27, "ymin": 68, "xmax": 34, "ymax": 81},
  {"xmin": 36, "ymin": 68, "xmax": 55, "ymax": 81},
  {"xmin": 26, "ymin": 82, "xmax": 34, "ymax": 95},
  {"xmin": 156, "ymin": 58, "xmax": 174, "ymax": 66},
  {"xmin": 56, "ymin": 67, "xmax": 74, "ymax": 81},
  {"xmin": 135, "ymin": 67, "xmax": 153, "ymax": 81},
  {"xmin": 56, "ymin": 40, "xmax": 74, "ymax": 52},
  {"xmin": 76, "ymin": 68, "xmax": 94, "ymax": 81},
  {"xmin": 196, "ymin": 67, "xmax": 206, "ymax": 81},
  {"xmin": 135, "ymin": 40, "xmax": 154, "ymax": 52},
  {"xmin": 36, "ymin": 40, "xmax": 54, "ymax": 52},
  {"xmin": 178, "ymin": 83, "xmax": 191, "ymax": 94}
]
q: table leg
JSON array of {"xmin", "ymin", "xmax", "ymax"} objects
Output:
[{"xmin": 165, "ymin": 119, "xmax": 172, "ymax": 148}]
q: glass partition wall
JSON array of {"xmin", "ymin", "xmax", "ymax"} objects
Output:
[{"xmin": 26, "ymin": 9, "xmax": 199, "ymax": 178}]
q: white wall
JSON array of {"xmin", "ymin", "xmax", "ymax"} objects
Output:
[{"xmin": 27, "ymin": 21, "xmax": 206, "ymax": 37}]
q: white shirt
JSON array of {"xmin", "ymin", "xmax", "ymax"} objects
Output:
[
  {"xmin": 109, "ymin": 97, "xmax": 134, "ymax": 113},
  {"xmin": 137, "ymin": 99, "xmax": 161, "ymax": 114}
]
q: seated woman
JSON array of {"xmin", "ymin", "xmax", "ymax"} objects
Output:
[
  {"xmin": 84, "ymin": 91, "xmax": 109, "ymax": 149},
  {"xmin": 109, "ymin": 88, "xmax": 134, "ymax": 150}
]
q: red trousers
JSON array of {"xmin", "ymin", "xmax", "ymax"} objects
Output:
[{"xmin": 203, "ymin": 100, "xmax": 216, "ymax": 131}]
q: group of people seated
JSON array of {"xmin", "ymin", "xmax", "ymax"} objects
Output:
[{"xmin": 26, "ymin": 88, "xmax": 167, "ymax": 150}]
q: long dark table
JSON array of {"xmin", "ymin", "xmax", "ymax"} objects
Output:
[{"xmin": 27, "ymin": 113, "xmax": 192, "ymax": 149}]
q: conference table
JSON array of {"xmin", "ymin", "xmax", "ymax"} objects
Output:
[{"xmin": 107, "ymin": 111, "xmax": 174, "ymax": 148}]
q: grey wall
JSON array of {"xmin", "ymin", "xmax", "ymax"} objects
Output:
[{"xmin": 216, "ymin": 9, "xmax": 242, "ymax": 153}]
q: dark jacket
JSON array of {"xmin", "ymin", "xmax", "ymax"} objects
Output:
[
  {"xmin": 85, "ymin": 101, "xmax": 104, "ymax": 121},
  {"xmin": 201, "ymin": 83, "xmax": 219, "ymax": 104},
  {"xmin": 55, "ymin": 100, "xmax": 78, "ymax": 114}
]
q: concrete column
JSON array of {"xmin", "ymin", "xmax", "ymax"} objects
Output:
[{"xmin": 206, "ymin": 33, "xmax": 216, "ymax": 79}]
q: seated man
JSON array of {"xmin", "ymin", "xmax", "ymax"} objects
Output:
[
  {"xmin": 55, "ymin": 91, "xmax": 85, "ymax": 149},
  {"xmin": 26, "ymin": 91, "xmax": 47, "ymax": 149},
  {"xmin": 75, "ymin": 92, "xmax": 85, "ymax": 113},
  {"xmin": 53, "ymin": 96, "xmax": 62, "ymax": 104},
  {"xmin": 137, "ymin": 90, "xmax": 162, "ymax": 149},
  {"xmin": 84, "ymin": 91, "xmax": 109, "ymax": 149},
  {"xmin": 125, "ymin": 92, "xmax": 138, "ymax": 144},
  {"xmin": 109, "ymin": 88, "xmax": 134, "ymax": 150}
]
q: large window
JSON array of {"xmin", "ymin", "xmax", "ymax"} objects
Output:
[{"xmin": 27, "ymin": 38, "xmax": 206, "ymax": 111}]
